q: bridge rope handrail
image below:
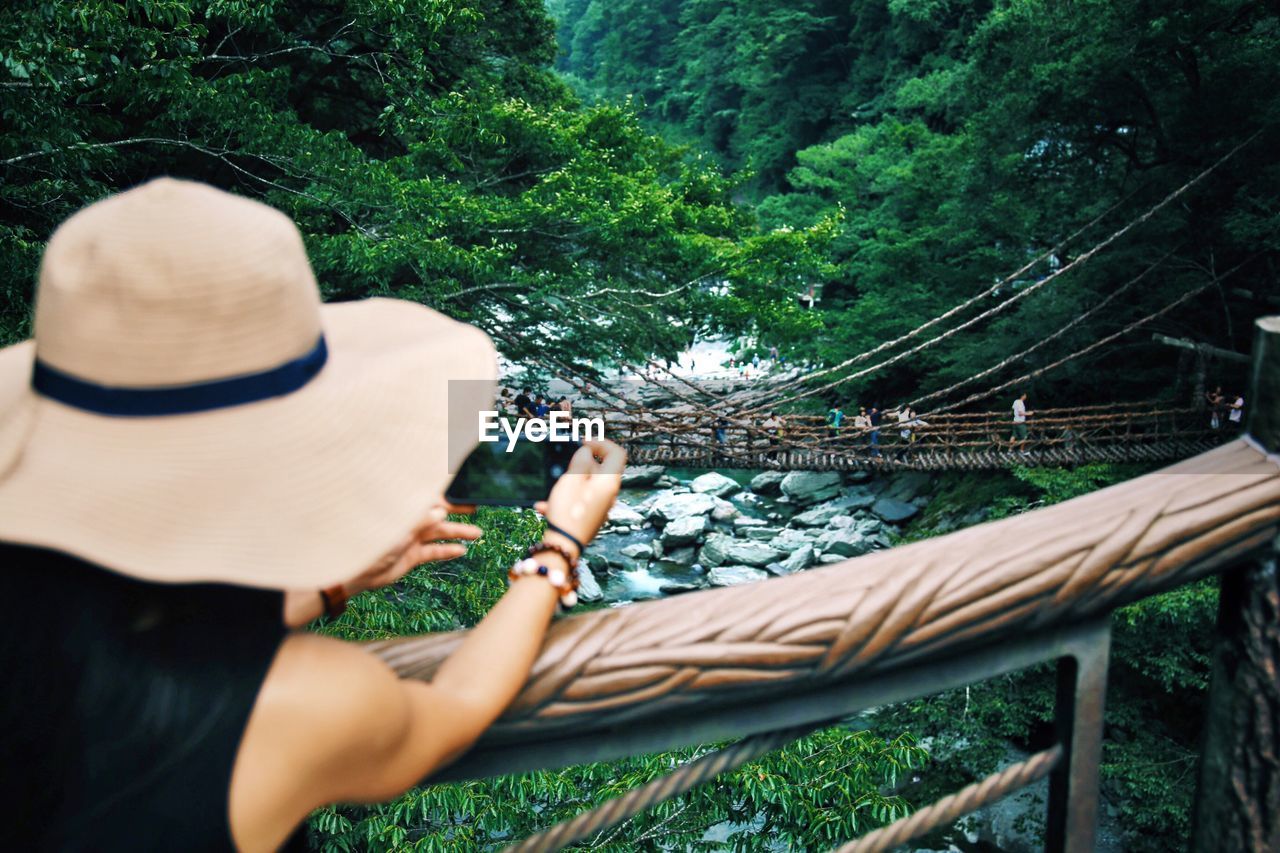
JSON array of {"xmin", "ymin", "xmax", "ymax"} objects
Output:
[{"xmin": 369, "ymin": 437, "xmax": 1279, "ymax": 762}]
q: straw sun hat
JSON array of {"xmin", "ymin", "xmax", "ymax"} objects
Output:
[{"xmin": 0, "ymin": 178, "xmax": 497, "ymax": 589}]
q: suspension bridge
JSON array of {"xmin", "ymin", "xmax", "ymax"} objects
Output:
[{"xmin": 603, "ymin": 401, "xmax": 1231, "ymax": 471}]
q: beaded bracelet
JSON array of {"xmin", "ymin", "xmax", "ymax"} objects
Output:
[
  {"xmin": 508, "ymin": 557, "xmax": 580, "ymax": 609},
  {"xmin": 524, "ymin": 540, "xmax": 579, "ymax": 569}
]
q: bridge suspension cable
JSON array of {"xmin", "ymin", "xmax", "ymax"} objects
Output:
[
  {"xmin": 726, "ymin": 132, "xmax": 1261, "ymax": 416},
  {"xmin": 912, "ymin": 253, "xmax": 1257, "ymax": 419},
  {"xmin": 904, "ymin": 248, "xmax": 1176, "ymax": 412}
]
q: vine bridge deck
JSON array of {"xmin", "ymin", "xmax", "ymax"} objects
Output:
[{"xmin": 608, "ymin": 403, "xmax": 1228, "ymax": 471}]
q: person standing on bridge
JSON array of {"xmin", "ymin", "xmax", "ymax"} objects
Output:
[
  {"xmin": 515, "ymin": 387, "xmax": 536, "ymax": 420},
  {"xmin": 853, "ymin": 407, "xmax": 870, "ymax": 452},
  {"xmin": 1206, "ymin": 386, "xmax": 1225, "ymax": 429},
  {"xmin": 1228, "ymin": 393, "xmax": 1244, "ymax": 428},
  {"xmin": 826, "ymin": 405, "xmax": 844, "ymax": 438},
  {"xmin": 762, "ymin": 411, "xmax": 783, "ymax": 459},
  {"xmin": 868, "ymin": 405, "xmax": 883, "ymax": 458},
  {"xmin": 1011, "ymin": 392, "xmax": 1034, "ymax": 450},
  {"xmin": 896, "ymin": 405, "xmax": 923, "ymax": 460}
]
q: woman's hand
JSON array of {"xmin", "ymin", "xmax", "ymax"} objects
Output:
[
  {"xmin": 346, "ymin": 502, "xmax": 483, "ymax": 596},
  {"xmin": 534, "ymin": 439, "xmax": 625, "ymax": 552}
]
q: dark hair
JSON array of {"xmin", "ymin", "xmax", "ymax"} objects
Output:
[
  {"xmin": 522, "ymin": 387, "xmax": 531, "ymax": 394},
  {"xmin": 2, "ymin": 542, "xmax": 285, "ymax": 848}
]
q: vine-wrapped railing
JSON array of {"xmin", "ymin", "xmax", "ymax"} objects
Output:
[
  {"xmin": 607, "ymin": 403, "xmax": 1229, "ymax": 471},
  {"xmin": 370, "ymin": 317, "xmax": 1280, "ymax": 852}
]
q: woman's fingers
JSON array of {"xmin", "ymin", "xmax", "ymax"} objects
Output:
[
  {"xmin": 565, "ymin": 442, "xmax": 601, "ymax": 475},
  {"xmin": 441, "ymin": 502, "xmax": 477, "ymax": 516},
  {"xmin": 424, "ymin": 521, "xmax": 482, "ymax": 541},
  {"xmin": 580, "ymin": 439, "xmax": 626, "ymax": 476},
  {"xmin": 533, "ymin": 501, "xmax": 549, "ymax": 515},
  {"xmin": 416, "ymin": 542, "xmax": 468, "ymax": 563}
]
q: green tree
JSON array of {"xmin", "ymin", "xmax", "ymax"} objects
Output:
[{"xmin": 0, "ymin": 0, "xmax": 828, "ymax": 363}]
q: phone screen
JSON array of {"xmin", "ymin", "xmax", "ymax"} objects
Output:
[{"xmin": 445, "ymin": 438, "xmax": 580, "ymax": 507}]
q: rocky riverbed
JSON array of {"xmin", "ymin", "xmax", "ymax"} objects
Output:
[
  {"xmin": 575, "ymin": 464, "xmax": 1126, "ymax": 853},
  {"xmin": 576, "ymin": 464, "xmax": 974, "ymax": 607}
]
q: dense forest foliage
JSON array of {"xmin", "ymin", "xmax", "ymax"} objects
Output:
[
  {"xmin": 552, "ymin": 0, "xmax": 1279, "ymax": 409},
  {"xmin": 0, "ymin": 0, "xmax": 828, "ymax": 365}
]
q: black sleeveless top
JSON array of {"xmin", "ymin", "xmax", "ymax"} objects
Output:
[{"xmin": 0, "ymin": 543, "xmax": 308, "ymax": 851}]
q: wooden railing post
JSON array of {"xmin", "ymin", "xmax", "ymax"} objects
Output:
[
  {"xmin": 1046, "ymin": 620, "xmax": 1111, "ymax": 853},
  {"xmin": 1192, "ymin": 316, "xmax": 1280, "ymax": 852}
]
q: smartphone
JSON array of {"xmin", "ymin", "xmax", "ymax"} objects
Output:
[{"xmin": 445, "ymin": 437, "xmax": 581, "ymax": 507}]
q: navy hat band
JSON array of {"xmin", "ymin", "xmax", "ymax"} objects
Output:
[{"xmin": 32, "ymin": 335, "xmax": 329, "ymax": 417}]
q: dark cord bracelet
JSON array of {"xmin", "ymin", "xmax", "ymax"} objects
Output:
[{"xmin": 544, "ymin": 521, "xmax": 585, "ymax": 557}]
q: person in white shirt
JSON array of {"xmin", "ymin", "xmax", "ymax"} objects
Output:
[
  {"xmin": 1228, "ymin": 394, "xmax": 1244, "ymax": 425},
  {"xmin": 1010, "ymin": 392, "xmax": 1033, "ymax": 449}
]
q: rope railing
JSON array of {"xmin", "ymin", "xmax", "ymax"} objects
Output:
[
  {"xmin": 833, "ymin": 745, "xmax": 1064, "ymax": 853},
  {"xmin": 369, "ymin": 435, "xmax": 1280, "ymax": 740}
]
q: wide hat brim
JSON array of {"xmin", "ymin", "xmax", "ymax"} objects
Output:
[{"xmin": 0, "ymin": 298, "xmax": 497, "ymax": 590}]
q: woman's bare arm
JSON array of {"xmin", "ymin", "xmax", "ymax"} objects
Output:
[{"xmin": 230, "ymin": 442, "xmax": 624, "ymax": 849}]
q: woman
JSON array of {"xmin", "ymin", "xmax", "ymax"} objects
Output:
[{"xmin": 0, "ymin": 179, "xmax": 624, "ymax": 851}]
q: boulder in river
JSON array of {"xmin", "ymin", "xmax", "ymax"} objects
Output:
[
  {"xmin": 791, "ymin": 502, "xmax": 847, "ymax": 528},
  {"xmin": 661, "ymin": 546, "xmax": 697, "ymax": 566},
  {"xmin": 708, "ymin": 565, "xmax": 770, "ymax": 587},
  {"xmin": 769, "ymin": 528, "xmax": 814, "ymax": 551},
  {"xmin": 621, "ymin": 542, "xmax": 654, "ymax": 560},
  {"xmin": 606, "ymin": 502, "xmax": 645, "ymax": 527},
  {"xmin": 577, "ymin": 563, "xmax": 604, "ymax": 603},
  {"xmin": 662, "ymin": 514, "xmax": 710, "ymax": 546},
  {"xmin": 699, "ymin": 533, "xmax": 784, "ymax": 568},
  {"xmin": 780, "ymin": 471, "xmax": 843, "ymax": 505},
  {"xmin": 884, "ymin": 471, "xmax": 933, "ymax": 503},
  {"xmin": 839, "ymin": 487, "xmax": 878, "ymax": 510},
  {"xmin": 711, "ymin": 498, "xmax": 741, "ymax": 523},
  {"xmin": 621, "ymin": 465, "xmax": 666, "ymax": 487},
  {"xmin": 871, "ymin": 497, "xmax": 920, "ymax": 524},
  {"xmin": 768, "ymin": 544, "xmax": 815, "ymax": 575},
  {"xmin": 648, "ymin": 491, "xmax": 719, "ymax": 525},
  {"xmin": 816, "ymin": 528, "xmax": 875, "ymax": 558},
  {"xmin": 749, "ymin": 470, "xmax": 786, "ymax": 495},
  {"xmin": 690, "ymin": 471, "xmax": 742, "ymax": 498}
]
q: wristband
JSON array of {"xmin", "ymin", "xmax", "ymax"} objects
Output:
[
  {"xmin": 319, "ymin": 584, "xmax": 348, "ymax": 619},
  {"xmin": 544, "ymin": 521, "xmax": 585, "ymax": 557}
]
